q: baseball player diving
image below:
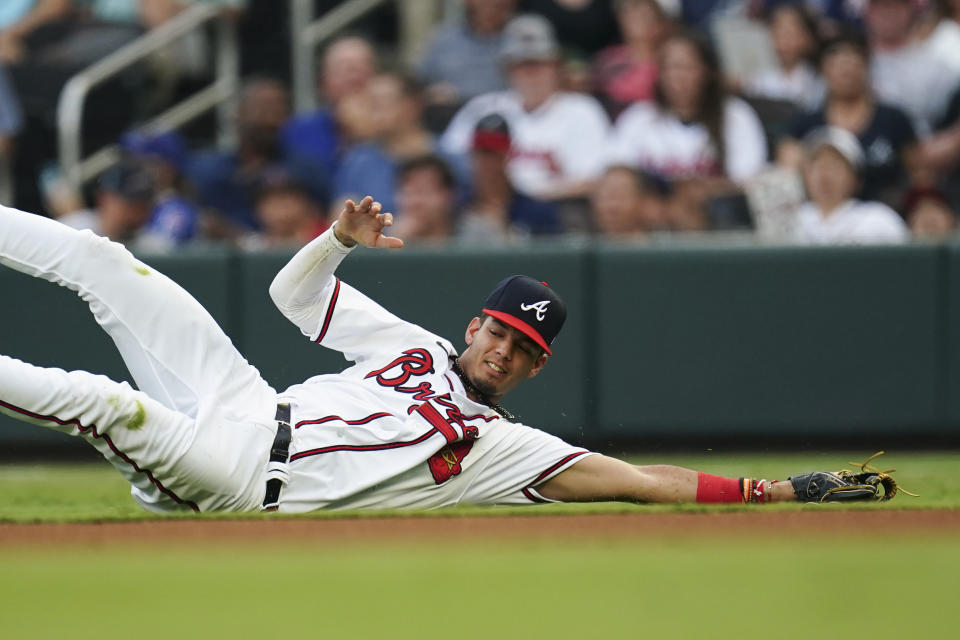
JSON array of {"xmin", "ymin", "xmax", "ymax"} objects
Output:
[{"xmin": 0, "ymin": 199, "xmax": 901, "ymax": 511}]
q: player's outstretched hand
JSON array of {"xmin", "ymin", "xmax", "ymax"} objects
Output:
[{"xmin": 333, "ymin": 196, "xmax": 404, "ymax": 249}]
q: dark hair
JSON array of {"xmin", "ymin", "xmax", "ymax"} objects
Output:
[
  {"xmin": 769, "ymin": 3, "xmax": 822, "ymax": 67},
  {"xmin": 397, "ymin": 154, "xmax": 457, "ymax": 190},
  {"xmin": 820, "ymin": 29, "xmax": 870, "ymax": 66},
  {"xmin": 654, "ymin": 29, "xmax": 727, "ymax": 173}
]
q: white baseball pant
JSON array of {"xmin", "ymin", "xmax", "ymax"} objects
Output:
[{"xmin": 0, "ymin": 205, "xmax": 277, "ymax": 512}]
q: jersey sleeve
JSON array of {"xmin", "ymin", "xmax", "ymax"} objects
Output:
[
  {"xmin": 269, "ymin": 225, "xmax": 446, "ymax": 363},
  {"xmin": 559, "ymin": 96, "xmax": 611, "ymax": 180}
]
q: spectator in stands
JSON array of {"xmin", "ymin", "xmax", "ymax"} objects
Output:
[
  {"xmin": 119, "ymin": 130, "xmax": 199, "ymax": 249},
  {"xmin": 923, "ymin": 0, "xmax": 960, "ymax": 74},
  {"xmin": 57, "ymin": 159, "xmax": 158, "ymax": 247},
  {"xmin": 390, "ymin": 154, "xmax": 457, "ymax": 244},
  {"xmin": 417, "ymin": 0, "xmax": 517, "ymax": 109},
  {"xmin": 457, "ymin": 113, "xmax": 562, "ymax": 243},
  {"xmin": 186, "ymin": 76, "xmax": 327, "ymax": 238},
  {"xmin": 792, "ymin": 126, "xmax": 908, "ymax": 244},
  {"xmin": 243, "ymin": 169, "xmax": 328, "ymax": 250},
  {"xmin": 865, "ymin": 0, "xmax": 959, "ymax": 135},
  {"xmin": 519, "ymin": 0, "xmax": 620, "ymax": 57},
  {"xmin": 743, "ymin": 3, "xmax": 825, "ymax": 111},
  {"xmin": 332, "ymin": 72, "xmax": 465, "ymax": 217},
  {"xmin": 902, "ymin": 185, "xmax": 957, "ymax": 238},
  {"xmin": 282, "ymin": 35, "xmax": 378, "ymax": 177},
  {"xmin": 776, "ymin": 31, "xmax": 917, "ymax": 208},
  {"xmin": 591, "ymin": 164, "xmax": 668, "ymax": 236},
  {"xmin": 592, "ymin": 0, "xmax": 677, "ymax": 120},
  {"xmin": 441, "ymin": 14, "xmax": 610, "ymax": 202},
  {"xmin": 608, "ymin": 29, "xmax": 768, "ymax": 185}
]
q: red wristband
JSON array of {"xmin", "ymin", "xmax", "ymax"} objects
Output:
[{"xmin": 696, "ymin": 472, "xmax": 744, "ymax": 503}]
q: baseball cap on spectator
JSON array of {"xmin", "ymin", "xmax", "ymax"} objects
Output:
[
  {"xmin": 98, "ymin": 160, "xmax": 155, "ymax": 203},
  {"xmin": 498, "ymin": 14, "xmax": 561, "ymax": 65},
  {"xmin": 482, "ymin": 275, "xmax": 567, "ymax": 355},
  {"xmin": 803, "ymin": 126, "xmax": 865, "ymax": 174},
  {"xmin": 119, "ymin": 130, "xmax": 187, "ymax": 170},
  {"xmin": 472, "ymin": 114, "xmax": 512, "ymax": 154}
]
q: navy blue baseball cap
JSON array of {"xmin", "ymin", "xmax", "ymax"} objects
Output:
[{"xmin": 482, "ymin": 275, "xmax": 566, "ymax": 355}]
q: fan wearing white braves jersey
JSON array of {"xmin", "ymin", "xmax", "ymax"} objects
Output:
[
  {"xmin": 0, "ymin": 197, "xmax": 808, "ymax": 511},
  {"xmin": 440, "ymin": 14, "xmax": 610, "ymax": 200}
]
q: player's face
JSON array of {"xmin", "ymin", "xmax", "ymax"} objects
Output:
[{"xmin": 460, "ymin": 317, "xmax": 547, "ymax": 402}]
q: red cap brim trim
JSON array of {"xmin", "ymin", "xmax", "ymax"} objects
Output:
[{"xmin": 482, "ymin": 308, "xmax": 552, "ymax": 355}]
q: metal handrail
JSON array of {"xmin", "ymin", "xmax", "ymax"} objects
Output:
[
  {"xmin": 57, "ymin": 4, "xmax": 238, "ymax": 188},
  {"xmin": 290, "ymin": 0, "xmax": 392, "ymax": 114}
]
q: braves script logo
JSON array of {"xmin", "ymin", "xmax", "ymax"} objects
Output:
[{"xmin": 520, "ymin": 300, "xmax": 550, "ymax": 321}]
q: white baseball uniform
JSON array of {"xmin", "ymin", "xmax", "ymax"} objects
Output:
[
  {"xmin": 440, "ymin": 90, "xmax": 611, "ymax": 198},
  {"xmin": 0, "ymin": 205, "xmax": 593, "ymax": 512}
]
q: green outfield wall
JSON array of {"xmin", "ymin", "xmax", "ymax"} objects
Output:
[{"xmin": 2, "ymin": 241, "xmax": 957, "ymax": 452}]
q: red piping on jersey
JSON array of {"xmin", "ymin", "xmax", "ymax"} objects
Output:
[
  {"xmin": 314, "ymin": 277, "xmax": 341, "ymax": 344},
  {"xmin": 289, "ymin": 426, "xmax": 441, "ymax": 462},
  {"xmin": 527, "ymin": 451, "xmax": 590, "ymax": 487},
  {"xmin": 522, "ymin": 487, "xmax": 549, "ymax": 503},
  {"xmin": 295, "ymin": 412, "xmax": 392, "ymax": 429},
  {"xmin": 0, "ymin": 398, "xmax": 200, "ymax": 512}
]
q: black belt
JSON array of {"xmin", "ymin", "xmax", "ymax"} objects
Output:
[{"xmin": 262, "ymin": 402, "xmax": 291, "ymax": 511}]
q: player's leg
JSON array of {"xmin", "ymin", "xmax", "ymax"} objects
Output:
[
  {"xmin": 0, "ymin": 353, "xmax": 274, "ymax": 512},
  {"xmin": 0, "ymin": 205, "xmax": 275, "ymax": 417},
  {"xmin": 536, "ymin": 455, "xmax": 798, "ymax": 504}
]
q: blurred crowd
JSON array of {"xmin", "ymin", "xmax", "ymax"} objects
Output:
[{"xmin": 4, "ymin": 0, "xmax": 960, "ymax": 250}]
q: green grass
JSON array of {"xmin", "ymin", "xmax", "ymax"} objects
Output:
[
  {"xmin": 0, "ymin": 450, "xmax": 956, "ymax": 522},
  {"xmin": 1, "ymin": 452, "xmax": 957, "ymax": 639},
  {"xmin": 1, "ymin": 538, "xmax": 957, "ymax": 639}
]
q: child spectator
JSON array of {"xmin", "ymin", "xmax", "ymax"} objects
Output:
[{"xmin": 457, "ymin": 113, "xmax": 562, "ymax": 243}]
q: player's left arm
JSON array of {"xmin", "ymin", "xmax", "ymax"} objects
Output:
[{"xmin": 536, "ymin": 455, "xmax": 797, "ymax": 503}]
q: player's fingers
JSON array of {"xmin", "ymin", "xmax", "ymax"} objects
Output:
[
  {"xmin": 344, "ymin": 199, "xmax": 356, "ymax": 213},
  {"xmin": 376, "ymin": 234, "xmax": 404, "ymax": 249},
  {"xmin": 379, "ymin": 212, "xmax": 394, "ymax": 227},
  {"xmin": 370, "ymin": 201, "xmax": 382, "ymax": 216},
  {"xmin": 357, "ymin": 196, "xmax": 374, "ymax": 212}
]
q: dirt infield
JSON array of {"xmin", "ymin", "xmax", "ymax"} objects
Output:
[{"xmin": 2, "ymin": 509, "xmax": 958, "ymax": 547}]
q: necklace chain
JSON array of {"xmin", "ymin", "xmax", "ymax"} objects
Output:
[{"xmin": 450, "ymin": 357, "xmax": 514, "ymax": 421}]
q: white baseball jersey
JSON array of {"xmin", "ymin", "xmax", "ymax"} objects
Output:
[
  {"xmin": 791, "ymin": 199, "xmax": 909, "ymax": 245},
  {"xmin": 440, "ymin": 90, "xmax": 611, "ymax": 197},
  {"xmin": 0, "ymin": 205, "xmax": 592, "ymax": 513},
  {"xmin": 609, "ymin": 97, "xmax": 768, "ymax": 183}
]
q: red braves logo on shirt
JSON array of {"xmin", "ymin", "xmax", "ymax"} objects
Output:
[
  {"xmin": 365, "ymin": 348, "xmax": 434, "ymax": 387},
  {"xmin": 427, "ymin": 441, "xmax": 475, "ymax": 485}
]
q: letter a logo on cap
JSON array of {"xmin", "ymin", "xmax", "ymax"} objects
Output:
[{"xmin": 520, "ymin": 300, "xmax": 550, "ymax": 322}]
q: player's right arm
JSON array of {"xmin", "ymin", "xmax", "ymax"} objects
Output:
[{"xmin": 269, "ymin": 198, "xmax": 448, "ymax": 363}]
